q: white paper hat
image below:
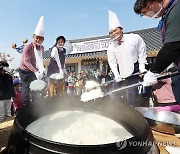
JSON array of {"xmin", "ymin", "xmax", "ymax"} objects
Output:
[
  {"xmin": 34, "ymin": 16, "xmax": 44, "ymax": 37},
  {"xmin": 108, "ymin": 10, "xmax": 122, "ymax": 31}
]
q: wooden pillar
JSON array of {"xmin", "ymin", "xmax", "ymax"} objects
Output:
[{"xmin": 78, "ymin": 60, "xmax": 81, "ymax": 73}]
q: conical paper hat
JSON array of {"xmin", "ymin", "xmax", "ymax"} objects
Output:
[
  {"xmin": 34, "ymin": 16, "xmax": 44, "ymax": 37},
  {"xmin": 108, "ymin": 10, "xmax": 122, "ymax": 31}
]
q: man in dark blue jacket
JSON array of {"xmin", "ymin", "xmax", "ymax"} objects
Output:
[
  {"xmin": 0, "ymin": 61, "xmax": 15, "ymax": 122},
  {"xmin": 134, "ymin": 0, "xmax": 180, "ymax": 86}
]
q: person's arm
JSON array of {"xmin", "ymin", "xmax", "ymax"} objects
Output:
[
  {"xmin": 143, "ymin": 41, "xmax": 180, "ymax": 87},
  {"xmin": 107, "ymin": 46, "xmax": 120, "ymax": 77},
  {"xmin": 62, "ymin": 48, "xmax": 66, "ymax": 69},
  {"xmin": 51, "ymin": 47, "xmax": 62, "ymax": 72},
  {"xmin": 151, "ymin": 41, "xmax": 180, "ymax": 73},
  {"xmin": 135, "ymin": 34, "xmax": 147, "ymax": 72},
  {"xmin": 37, "ymin": 45, "xmax": 45, "ymax": 74},
  {"xmin": 22, "ymin": 44, "xmax": 37, "ymax": 72}
]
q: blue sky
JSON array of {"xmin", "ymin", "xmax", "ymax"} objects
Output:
[{"xmin": 0, "ymin": 0, "xmax": 159, "ymax": 68}]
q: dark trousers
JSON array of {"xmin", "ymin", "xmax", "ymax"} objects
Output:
[
  {"xmin": 111, "ymin": 75, "xmax": 150, "ymax": 107},
  {"xmin": 19, "ymin": 69, "xmax": 36, "ymax": 105},
  {"xmin": 112, "ymin": 76, "xmax": 139, "ymax": 106},
  {"xmin": 111, "ymin": 62, "xmax": 150, "ymax": 107}
]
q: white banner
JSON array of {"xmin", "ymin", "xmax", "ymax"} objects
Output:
[{"xmin": 70, "ymin": 37, "xmax": 113, "ymax": 54}]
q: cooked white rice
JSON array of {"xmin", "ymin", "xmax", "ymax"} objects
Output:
[
  {"xmin": 85, "ymin": 80, "xmax": 100, "ymax": 91},
  {"xmin": 30, "ymin": 80, "xmax": 46, "ymax": 91},
  {"xmin": 50, "ymin": 73, "xmax": 64, "ymax": 80},
  {"xmin": 81, "ymin": 88, "xmax": 104, "ymax": 102},
  {"xmin": 26, "ymin": 111, "xmax": 133, "ymax": 145}
]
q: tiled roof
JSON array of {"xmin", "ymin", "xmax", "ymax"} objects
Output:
[
  {"xmin": 43, "ymin": 27, "xmax": 162, "ymax": 60},
  {"xmin": 67, "ymin": 50, "xmax": 107, "ymax": 59},
  {"xmin": 43, "ymin": 48, "xmax": 53, "ymax": 60},
  {"xmin": 128, "ymin": 27, "xmax": 162, "ymax": 51},
  {"xmin": 43, "ymin": 49, "xmax": 107, "ymax": 60}
]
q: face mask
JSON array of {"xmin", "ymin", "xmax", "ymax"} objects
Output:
[
  {"xmin": 57, "ymin": 44, "xmax": 63, "ymax": 48},
  {"xmin": 142, "ymin": 3, "xmax": 163, "ymax": 19}
]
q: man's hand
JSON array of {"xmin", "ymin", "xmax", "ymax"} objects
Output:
[
  {"xmin": 35, "ymin": 71, "xmax": 43, "ymax": 80},
  {"xmin": 143, "ymin": 70, "xmax": 159, "ymax": 87}
]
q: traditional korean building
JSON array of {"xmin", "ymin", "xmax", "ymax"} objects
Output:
[{"xmin": 43, "ymin": 27, "xmax": 163, "ymax": 74}]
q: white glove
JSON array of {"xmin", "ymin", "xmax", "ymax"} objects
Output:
[
  {"xmin": 143, "ymin": 70, "xmax": 159, "ymax": 87},
  {"xmin": 35, "ymin": 71, "xmax": 43, "ymax": 80},
  {"xmin": 41, "ymin": 70, "xmax": 46, "ymax": 77},
  {"xmin": 114, "ymin": 73, "xmax": 122, "ymax": 82},
  {"xmin": 139, "ymin": 63, "xmax": 147, "ymax": 73}
]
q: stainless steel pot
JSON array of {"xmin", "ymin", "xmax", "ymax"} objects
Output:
[
  {"xmin": 7, "ymin": 96, "xmax": 158, "ymax": 154},
  {"xmin": 136, "ymin": 107, "xmax": 180, "ymax": 135}
]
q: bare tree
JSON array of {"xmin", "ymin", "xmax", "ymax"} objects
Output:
[{"xmin": 0, "ymin": 52, "xmax": 14, "ymax": 62}]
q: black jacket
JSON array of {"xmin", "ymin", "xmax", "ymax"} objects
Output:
[
  {"xmin": 171, "ymin": 75, "xmax": 180, "ymax": 103},
  {"xmin": 0, "ymin": 72, "xmax": 16, "ymax": 100}
]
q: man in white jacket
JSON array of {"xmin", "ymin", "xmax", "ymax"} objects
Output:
[{"xmin": 107, "ymin": 10, "xmax": 148, "ymax": 106}]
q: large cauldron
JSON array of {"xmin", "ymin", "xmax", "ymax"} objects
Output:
[{"xmin": 7, "ymin": 96, "xmax": 157, "ymax": 154}]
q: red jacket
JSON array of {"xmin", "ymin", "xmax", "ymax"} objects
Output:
[
  {"xmin": 152, "ymin": 78, "xmax": 176, "ymax": 103},
  {"xmin": 13, "ymin": 89, "xmax": 23, "ymax": 112}
]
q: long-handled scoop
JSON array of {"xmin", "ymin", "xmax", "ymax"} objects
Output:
[
  {"xmin": 105, "ymin": 71, "xmax": 180, "ymax": 95},
  {"xmin": 81, "ymin": 72, "xmax": 180, "ymax": 102},
  {"xmin": 86, "ymin": 72, "xmax": 145, "ymax": 91},
  {"xmin": 105, "ymin": 82, "xmax": 142, "ymax": 96},
  {"xmin": 104, "ymin": 72, "xmax": 180, "ymax": 95}
]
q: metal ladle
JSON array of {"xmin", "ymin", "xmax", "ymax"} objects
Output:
[{"xmin": 82, "ymin": 72, "xmax": 180, "ymax": 102}]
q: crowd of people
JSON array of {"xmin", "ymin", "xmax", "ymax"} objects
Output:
[{"xmin": 65, "ymin": 69, "xmax": 114, "ymax": 96}]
